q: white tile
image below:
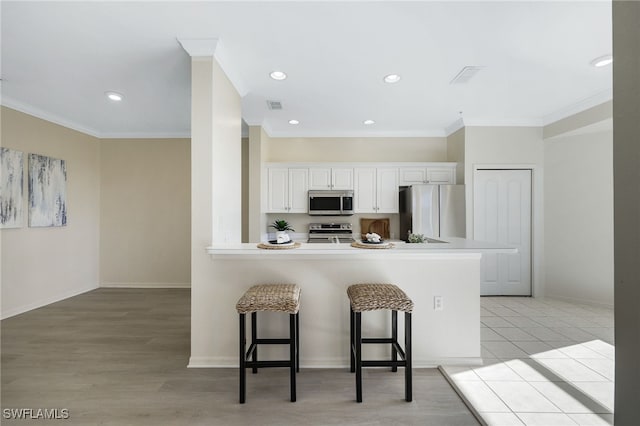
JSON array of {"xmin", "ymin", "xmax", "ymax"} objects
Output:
[
  {"xmin": 529, "ymin": 381, "xmax": 612, "ymax": 414},
  {"xmin": 550, "ymin": 327, "xmax": 600, "ymax": 342},
  {"xmin": 560, "ymin": 317, "xmax": 600, "ymax": 327},
  {"xmin": 567, "ymin": 413, "xmax": 614, "ymax": 425},
  {"xmin": 474, "ymin": 362, "xmax": 525, "ymax": 381},
  {"xmin": 441, "ymin": 365, "xmax": 483, "ymax": 382},
  {"xmin": 535, "ymin": 359, "xmax": 609, "ymax": 382},
  {"xmin": 558, "ymin": 344, "xmax": 607, "ymax": 359},
  {"xmin": 487, "ymin": 307, "xmax": 522, "ymax": 317},
  {"xmin": 504, "ymin": 359, "xmax": 560, "ymax": 382},
  {"xmin": 513, "ymin": 341, "xmax": 568, "ymax": 359},
  {"xmin": 515, "ymin": 412, "xmax": 579, "ymax": 425},
  {"xmin": 575, "ymin": 358, "xmax": 614, "ymax": 381},
  {"xmin": 481, "ymin": 412, "xmax": 525, "ymax": 426},
  {"xmin": 454, "ymin": 380, "xmax": 511, "ymax": 413},
  {"xmin": 504, "ymin": 317, "xmax": 546, "ymax": 328},
  {"xmin": 582, "ymin": 340, "xmax": 615, "ymax": 360},
  {"xmin": 482, "ymin": 317, "xmax": 516, "ymax": 327},
  {"xmin": 493, "ymin": 327, "xmax": 539, "ymax": 341},
  {"xmin": 486, "ymin": 381, "xmax": 560, "ymax": 413},
  {"xmin": 571, "ymin": 382, "xmax": 614, "ymax": 412},
  {"xmin": 520, "ymin": 327, "xmax": 572, "ymax": 342},
  {"xmin": 579, "ymin": 328, "xmax": 614, "ymax": 343},
  {"xmin": 528, "ymin": 317, "xmax": 570, "ymax": 327},
  {"xmin": 482, "ymin": 341, "xmax": 529, "ymax": 359},
  {"xmin": 482, "ymin": 327, "xmax": 508, "ymax": 341}
]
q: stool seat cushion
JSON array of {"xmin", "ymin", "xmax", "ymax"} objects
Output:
[
  {"xmin": 236, "ymin": 284, "xmax": 301, "ymax": 314},
  {"xmin": 347, "ymin": 284, "xmax": 414, "ymax": 313}
]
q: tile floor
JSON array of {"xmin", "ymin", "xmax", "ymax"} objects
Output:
[{"xmin": 441, "ymin": 297, "xmax": 614, "ymax": 426}]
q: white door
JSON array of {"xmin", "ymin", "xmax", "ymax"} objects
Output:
[{"xmin": 474, "ymin": 169, "xmax": 532, "ymax": 296}]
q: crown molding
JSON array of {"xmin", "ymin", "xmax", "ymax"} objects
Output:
[
  {"xmin": 542, "ymin": 89, "xmax": 613, "ymax": 126},
  {"xmin": 177, "ymin": 37, "xmax": 248, "ymax": 97}
]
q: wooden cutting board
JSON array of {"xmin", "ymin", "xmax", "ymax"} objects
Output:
[{"xmin": 360, "ymin": 218, "xmax": 390, "ymax": 240}]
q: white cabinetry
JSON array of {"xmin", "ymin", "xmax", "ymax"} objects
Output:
[
  {"xmin": 308, "ymin": 167, "xmax": 353, "ymax": 190},
  {"xmin": 353, "ymin": 167, "xmax": 399, "ymax": 213},
  {"xmin": 266, "ymin": 168, "xmax": 308, "ymax": 213},
  {"xmin": 399, "ymin": 166, "xmax": 456, "ymax": 185}
]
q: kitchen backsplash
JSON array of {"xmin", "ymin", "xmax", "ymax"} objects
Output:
[{"xmin": 265, "ymin": 213, "xmax": 401, "ymax": 240}]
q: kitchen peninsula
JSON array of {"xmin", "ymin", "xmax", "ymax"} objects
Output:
[{"xmin": 189, "ymin": 239, "xmax": 515, "ymax": 368}]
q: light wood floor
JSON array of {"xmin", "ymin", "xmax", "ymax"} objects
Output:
[{"xmin": 1, "ymin": 288, "xmax": 478, "ymax": 425}]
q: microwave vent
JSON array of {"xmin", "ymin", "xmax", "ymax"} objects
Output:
[{"xmin": 266, "ymin": 100, "xmax": 283, "ymax": 110}]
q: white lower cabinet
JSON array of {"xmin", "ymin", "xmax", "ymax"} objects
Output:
[
  {"xmin": 353, "ymin": 167, "xmax": 398, "ymax": 213},
  {"xmin": 266, "ymin": 168, "xmax": 308, "ymax": 213}
]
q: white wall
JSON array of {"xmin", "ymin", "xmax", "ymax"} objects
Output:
[
  {"xmin": 464, "ymin": 126, "xmax": 545, "ymax": 296},
  {"xmin": 1, "ymin": 107, "xmax": 100, "ymax": 318},
  {"xmin": 544, "ymin": 129, "xmax": 614, "ymax": 306}
]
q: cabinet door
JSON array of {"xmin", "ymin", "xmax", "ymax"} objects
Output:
[
  {"xmin": 308, "ymin": 168, "xmax": 332, "ymax": 190},
  {"xmin": 353, "ymin": 168, "xmax": 377, "ymax": 213},
  {"xmin": 331, "ymin": 168, "xmax": 354, "ymax": 190},
  {"xmin": 266, "ymin": 168, "xmax": 289, "ymax": 212},
  {"xmin": 288, "ymin": 168, "xmax": 309, "ymax": 213},
  {"xmin": 399, "ymin": 167, "xmax": 427, "ymax": 185},
  {"xmin": 376, "ymin": 167, "xmax": 399, "ymax": 213},
  {"xmin": 426, "ymin": 167, "xmax": 455, "ymax": 184}
]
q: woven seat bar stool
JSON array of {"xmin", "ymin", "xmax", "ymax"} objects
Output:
[
  {"xmin": 236, "ymin": 284, "xmax": 301, "ymax": 403},
  {"xmin": 347, "ymin": 283, "xmax": 414, "ymax": 403}
]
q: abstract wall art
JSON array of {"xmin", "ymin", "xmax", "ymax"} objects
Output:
[
  {"xmin": 28, "ymin": 153, "xmax": 67, "ymax": 227},
  {"xmin": 0, "ymin": 147, "xmax": 25, "ymax": 228}
]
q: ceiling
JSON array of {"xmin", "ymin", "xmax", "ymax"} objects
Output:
[{"xmin": 1, "ymin": 1, "xmax": 612, "ymax": 139}]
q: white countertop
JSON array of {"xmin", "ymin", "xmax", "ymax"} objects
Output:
[{"xmin": 206, "ymin": 237, "xmax": 516, "ymax": 258}]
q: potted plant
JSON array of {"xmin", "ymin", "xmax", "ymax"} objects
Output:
[
  {"xmin": 270, "ymin": 219, "xmax": 295, "ymax": 243},
  {"xmin": 407, "ymin": 232, "xmax": 426, "ymax": 243}
]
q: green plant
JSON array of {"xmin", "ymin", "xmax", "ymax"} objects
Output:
[
  {"xmin": 407, "ymin": 232, "xmax": 426, "ymax": 243},
  {"xmin": 269, "ymin": 219, "xmax": 295, "ymax": 232}
]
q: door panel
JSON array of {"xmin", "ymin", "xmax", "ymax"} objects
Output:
[{"xmin": 474, "ymin": 169, "xmax": 532, "ymax": 296}]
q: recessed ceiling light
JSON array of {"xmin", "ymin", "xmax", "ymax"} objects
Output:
[
  {"xmin": 383, "ymin": 74, "xmax": 401, "ymax": 84},
  {"xmin": 363, "ymin": 119, "xmax": 375, "ymax": 125},
  {"xmin": 270, "ymin": 71, "xmax": 287, "ymax": 81},
  {"xmin": 591, "ymin": 55, "xmax": 613, "ymax": 67},
  {"xmin": 105, "ymin": 91, "xmax": 123, "ymax": 101},
  {"xmin": 288, "ymin": 119, "xmax": 299, "ymax": 125}
]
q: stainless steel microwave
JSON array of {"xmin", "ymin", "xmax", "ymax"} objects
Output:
[{"xmin": 308, "ymin": 190, "xmax": 354, "ymax": 216}]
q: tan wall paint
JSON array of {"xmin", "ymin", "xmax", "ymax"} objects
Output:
[
  {"xmin": 100, "ymin": 138, "xmax": 190, "ymax": 287},
  {"xmin": 544, "ymin": 130, "xmax": 613, "ymax": 306},
  {"xmin": 265, "ymin": 137, "xmax": 447, "ymax": 162},
  {"xmin": 1, "ymin": 107, "xmax": 100, "ymax": 318},
  {"xmin": 241, "ymin": 137, "xmax": 249, "ymax": 243},
  {"xmin": 446, "ymin": 128, "xmax": 465, "ymax": 184},
  {"xmin": 543, "ymin": 101, "xmax": 612, "ymax": 139}
]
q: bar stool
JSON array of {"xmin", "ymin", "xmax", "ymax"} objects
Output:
[
  {"xmin": 236, "ymin": 284, "xmax": 301, "ymax": 403},
  {"xmin": 347, "ymin": 283, "xmax": 413, "ymax": 403}
]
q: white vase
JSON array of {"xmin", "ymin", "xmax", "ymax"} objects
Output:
[{"xmin": 276, "ymin": 230, "xmax": 290, "ymax": 243}]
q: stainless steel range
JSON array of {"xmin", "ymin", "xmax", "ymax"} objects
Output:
[{"xmin": 307, "ymin": 223, "xmax": 354, "ymax": 243}]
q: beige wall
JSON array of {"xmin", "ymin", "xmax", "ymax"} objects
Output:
[
  {"xmin": 265, "ymin": 137, "xmax": 447, "ymax": 162},
  {"xmin": 613, "ymin": 1, "xmax": 640, "ymax": 420},
  {"xmin": 100, "ymin": 138, "xmax": 190, "ymax": 287},
  {"xmin": 1, "ymin": 107, "xmax": 100, "ymax": 318},
  {"xmin": 446, "ymin": 128, "xmax": 465, "ymax": 184},
  {"xmin": 463, "ymin": 126, "xmax": 545, "ymax": 296},
  {"xmin": 544, "ymin": 129, "xmax": 614, "ymax": 306}
]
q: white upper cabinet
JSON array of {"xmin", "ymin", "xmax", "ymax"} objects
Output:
[
  {"xmin": 266, "ymin": 168, "xmax": 309, "ymax": 213},
  {"xmin": 308, "ymin": 167, "xmax": 353, "ymax": 190},
  {"xmin": 399, "ymin": 165, "xmax": 456, "ymax": 185},
  {"xmin": 353, "ymin": 167, "xmax": 398, "ymax": 213}
]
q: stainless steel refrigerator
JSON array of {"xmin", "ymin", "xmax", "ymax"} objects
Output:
[{"xmin": 399, "ymin": 184, "xmax": 466, "ymax": 241}]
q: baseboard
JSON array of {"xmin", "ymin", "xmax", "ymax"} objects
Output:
[
  {"xmin": 1, "ymin": 285, "xmax": 98, "ymax": 320},
  {"xmin": 545, "ymin": 294, "xmax": 614, "ymax": 309},
  {"xmin": 188, "ymin": 356, "xmax": 483, "ymax": 369},
  {"xmin": 100, "ymin": 282, "xmax": 191, "ymax": 289}
]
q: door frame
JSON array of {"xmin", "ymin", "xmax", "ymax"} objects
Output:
[{"xmin": 470, "ymin": 164, "xmax": 542, "ymax": 298}]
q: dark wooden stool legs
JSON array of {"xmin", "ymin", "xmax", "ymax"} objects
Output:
[
  {"xmin": 239, "ymin": 311, "xmax": 299, "ymax": 403},
  {"xmin": 349, "ymin": 307, "xmax": 412, "ymax": 403}
]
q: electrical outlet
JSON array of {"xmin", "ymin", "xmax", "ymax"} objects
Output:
[{"xmin": 434, "ymin": 296, "xmax": 444, "ymax": 311}]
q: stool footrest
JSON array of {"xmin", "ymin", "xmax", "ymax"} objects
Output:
[
  {"xmin": 244, "ymin": 360, "xmax": 292, "ymax": 368},
  {"xmin": 362, "ymin": 337, "xmax": 395, "ymax": 344},
  {"xmin": 361, "ymin": 360, "xmax": 408, "ymax": 368},
  {"xmin": 254, "ymin": 338, "xmax": 292, "ymax": 344}
]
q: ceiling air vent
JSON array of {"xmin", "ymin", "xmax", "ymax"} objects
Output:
[
  {"xmin": 266, "ymin": 100, "xmax": 283, "ymax": 110},
  {"xmin": 450, "ymin": 66, "xmax": 485, "ymax": 84}
]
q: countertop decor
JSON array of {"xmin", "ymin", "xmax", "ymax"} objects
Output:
[
  {"xmin": 351, "ymin": 241, "xmax": 394, "ymax": 249},
  {"xmin": 257, "ymin": 242, "xmax": 302, "ymax": 250}
]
